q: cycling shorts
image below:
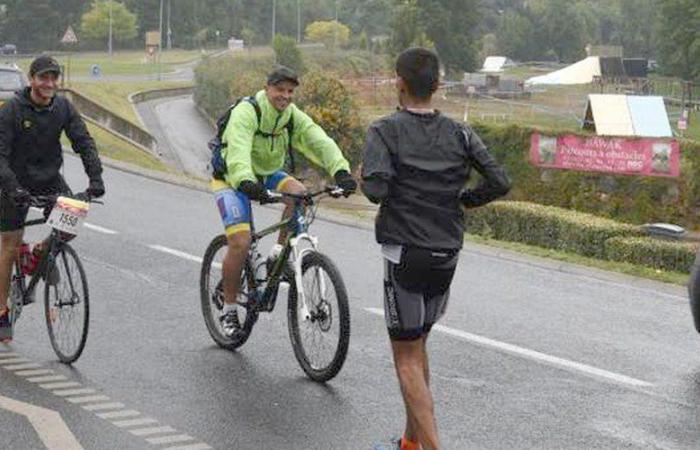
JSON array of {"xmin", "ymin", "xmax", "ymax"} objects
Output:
[
  {"xmin": 383, "ymin": 245, "xmax": 459, "ymax": 341},
  {"xmin": 211, "ymin": 170, "xmax": 295, "ymax": 236},
  {"xmin": 0, "ymin": 178, "xmax": 71, "ymax": 232}
]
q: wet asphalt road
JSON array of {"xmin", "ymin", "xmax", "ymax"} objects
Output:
[{"xmin": 0, "ymin": 154, "xmax": 699, "ymax": 449}]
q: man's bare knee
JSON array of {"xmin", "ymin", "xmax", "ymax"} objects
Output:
[
  {"xmin": 226, "ymin": 232, "xmax": 251, "ymax": 255},
  {"xmin": 0, "ymin": 231, "xmax": 23, "ymax": 260},
  {"xmin": 280, "ymin": 179, "xmax": 307, "ymax": 207}
]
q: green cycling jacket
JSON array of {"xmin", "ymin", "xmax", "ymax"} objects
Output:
[{"xmin": 221, "ymin": 90, "xmax": 350, "ymax": 188}]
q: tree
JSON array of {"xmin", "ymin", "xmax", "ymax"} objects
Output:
[
  {"xmin": 0, "ymin": 0, "xmax": 66, "ymax": 52},
  {"xmin": 273, "ymin": 34, "xmax": 305, "ymax": 73},
  {"xmin": 305, "ymin": 20, "xmax": 351, "ymax": 49},
  {"xmin": 617, "ymin": 0, "xmax": 656, "ymax": 58},
  {"xmin": 81, "ymin": 1, "xmax": 138, "ymax": 46},
  {"xmin": 656, "ymin": 0, "xmax": 700, "ymax": 80},
  {"xmin": 389, "ymin": 0, "xmax": 433, "ymax": 57},
  {"xmin": 496, "ymin": 9, "xmax": 536, "ymax": 61}
]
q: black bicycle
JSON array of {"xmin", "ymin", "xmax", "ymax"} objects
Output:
[
  {"xmin": 200, "ymin": 186, "xmax": 351, "ymax": 382},
  {"xmin": 10, "ymin": 194, "xmax": 98, "ymax": 363}
]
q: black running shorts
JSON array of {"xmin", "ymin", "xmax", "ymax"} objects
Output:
[{"xmin": 383, "ymin": 246, "xmax": 459, "ymax": 340}]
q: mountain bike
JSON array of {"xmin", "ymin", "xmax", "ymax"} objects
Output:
[
  {"xmin": 10, "ymin": 194, "xmax": 98, "ymax": 363},
  {"xmin": 200, "ymin": 186, "xmax": 351, "ymax": 382}
]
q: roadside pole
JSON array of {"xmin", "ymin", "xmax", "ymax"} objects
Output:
[{"xmin": 61, "ymin": 26, "xmax": 79, "ymax": 87}]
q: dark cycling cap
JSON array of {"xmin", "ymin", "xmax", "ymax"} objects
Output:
[
  {"xmin": 29, "ymin": 56, "xmax": 61, "ymax": 77},
  {"xmin": 267, "ymin": 66, "xmax": 299, "ymax": 86}
]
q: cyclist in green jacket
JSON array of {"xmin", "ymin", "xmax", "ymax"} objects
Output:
[{"xmin": 212, "ymin": 66, "xmax": 356, "ymax": 336}]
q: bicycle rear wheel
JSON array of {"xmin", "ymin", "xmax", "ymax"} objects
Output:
[
  {"xmin": 288, "ymin": 251, "xmax": 350, "ymax": 382},
  {"xmin": 44, "ymin": 243, "xmax": 89, "ymax": 364},
  {"xmin": 200, "ymin": 235, "xmax": 258, "ymax": 350}
]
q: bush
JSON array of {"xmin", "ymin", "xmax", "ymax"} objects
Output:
[
  {"xmin": 465, "ymin": 201, "xmax": 644, "ymax": 258},
  {"xmin": 194, "ymin": 53, "xmax": 274, "ymax": 118},
  {"xmin": 295, "ymin": 72, "xmax": 366, "ymax": 169},
  {"xmin": 273, "ymin": 34, "xmax": 305, "ymax": 74},
  {"xmin": 604, "ymin": 236, "xmax": 697, "ymax": 273},
  {"xmin": 305, "ymin": 21, "xmax": 351, "ymax": 49}
]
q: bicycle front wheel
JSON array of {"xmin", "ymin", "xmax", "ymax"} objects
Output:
[
  {"xmin": 288, "ymin": 251, "xmax": 350, "ymax": 382},
  {"xmin": 200, "ymin": 235, "xmax": 257, "ymax": 350},
  {"xmin": 44, "ymin": 243, "xmax": 89, "ymax": 364}
]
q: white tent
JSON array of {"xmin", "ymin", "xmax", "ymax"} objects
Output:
[
  {"xmin": 583, "ymin": 94, "xmax": 673, "ymax": 137},
  {"xmin": 526, "ymin": 57, "xmax": 601, "ymax": 85},
  {"xmin": 481, "ymin": 56, "xmax": 514, "ymax": 73}
]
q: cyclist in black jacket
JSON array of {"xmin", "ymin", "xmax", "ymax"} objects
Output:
[
  {"xmin": 364, "ymin": 48, "xmax": 510, "ymax": 450},
  {"xmin": 0, "ymin": 56, "xmax": 104, "ymax": 343}
]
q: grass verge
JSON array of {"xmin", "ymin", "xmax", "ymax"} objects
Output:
[
  {"xmin": 15, "ymin": 49, "xmax": 212, "ymax": 76},
  {"xmin": 62, "ymin": 123, "xmax": 169, "ymax": 173},
  {"xmin": 72, "ymin": 80, "xmax": 192, "ymax": 125},
  {"xmin": 465, "ymin": 233, "xmax": 689, "ymax": 286}
]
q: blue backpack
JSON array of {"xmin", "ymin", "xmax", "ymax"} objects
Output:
[{"xmin": 209, "ymin": 96, "xmax": 295, "ymax": 180}]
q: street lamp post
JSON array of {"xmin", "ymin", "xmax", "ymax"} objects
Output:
[
  {"xmin": 158, "ymin": 0, "xmax": 163, "ymax": 81},
  {"xmin": 108, "ymin": 0, "xmax": 113, "ymax": 56},
  {"xmin": 297, "ymin": 0, "xmax": 301, "ymax": 43},
  {"xmin": 167, "ymin": 0, "xmax": 172, "ymax": 50},
  {"xmin": 272, "ymin": 0, "xmax": 277, "ymax": 44}
]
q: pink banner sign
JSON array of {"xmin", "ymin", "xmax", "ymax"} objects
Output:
[{"xmin": 530, "ymin": 134, "xmax": 680, "ymax": 178}]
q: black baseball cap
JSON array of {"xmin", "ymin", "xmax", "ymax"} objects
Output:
[
  {"xmin": 29, "ymin": 56, "xmax": 61, "ymax": 77},
  {"xmin": 267, "ymin": 66, "xmax": 299, "ymax": 86}
]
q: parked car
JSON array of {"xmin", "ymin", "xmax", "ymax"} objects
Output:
[
  {"xmin": 0, "ymin": 44, "xmax": 17, "ymax": 55},
  {"xmin": 0, "ymin": 64, "xmax": 27, "ymax": 105}
]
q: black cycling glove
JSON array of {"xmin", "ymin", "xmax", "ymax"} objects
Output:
[
  {"xmin": 239, "ymin": 180, "xmax": 271, "ymax": 203},
  {"xmin": 334, "ymin": 170, "xmax": 357, "ymax": 196},
  {"xmin": 9, "ymin": 188, "xmax": 31, "ymax": 208},
  {"xmin": 87, "ymin": 178, "xmax": 105, "ymax": 199}
]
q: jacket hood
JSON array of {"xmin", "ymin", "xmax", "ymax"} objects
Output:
[{"xmin": 16, "ymin": 86, "xmax": 56, "ymax": 110}]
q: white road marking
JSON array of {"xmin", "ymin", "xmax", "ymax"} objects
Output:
[
  {"xmin": 66, "ymin": 394, "xmax": 111, "ymax": 404},
  {"xmin": 15, "ymin": 369, "xmax": 54, "ymax": 376},
  {"xmin": 0, "ymin": 393, "xmax": 84, "ymax": 450},
  {"xmin": 112, "ymin": 417, "xmax": 159, "ymax": 428},
  {"xmin": 5, "ymin": 363, "xmax": 41, "ymax": 370},
  {"xmin": 53, "ymin": 388, "xmax": 97, "ymax": 397},
  {"xmin": 40, "ymin": 381, "xmax": 81, "ymax": 390},
  {"xmin": 0, "ymin": 357, "xmax": 30, "ymax": 365},
  {"xmin": 0, "ymin": 350, "xmax": 213, "ymax": 449},
  {"xmin": 83, "ymin": 222, "xmax": 118, "ymax": 234},
  {"xmin": 97, "ymin": 409, "xmax": 141, "ymax": 419},
  {"xmin": 164, "ymin": 443, "xmax": 212, "ymax": 450},
  {"xmin": 82, "ymin": 402, "xmax": 126, "ymax": 411},
  {"xmin": 129, "ymin": 425, "xmax": 177, "ymax": 437},
  {"xmin": 147, "ymin": 434, "xmax": 194, "ymax": 445},
  {"xmin": 27, "ymin": 375, "xmax": 67, "ymax": 383},
  {"xmin": 149, "ymin": 245, "xmax": 203, "ymax": 263},
  {"xmin": 364, "ymin": 307, "xmax": 654, "ymax": 388}
]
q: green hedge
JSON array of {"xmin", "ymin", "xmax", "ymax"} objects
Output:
[
  {"xmin": 466, "ymin": 201, "xmax": 698, "ymax": 272},
  {"xmin": 604, "ymin": 236, "xmax": 697, "ymax": 273},
  {"xmin": 466, "ymin": 201, "xmax": 644, "ymax": 258}
]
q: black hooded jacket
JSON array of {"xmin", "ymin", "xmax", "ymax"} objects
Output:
[
  {"xmin": 361, "ymin": 109, "xmax": 511, "ymax": 250},
  {"xmin": 0, "ymin": 87, "xmax": 102, "ymax": 192}
]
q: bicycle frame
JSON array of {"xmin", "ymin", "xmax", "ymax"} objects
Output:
[
  {"xmin": 13, "ymin": 195, "xmax": 95, "ymax": 313},
  {"xmin": 249, "ymin": 192, "xmax": 329, "ymax": 318}
]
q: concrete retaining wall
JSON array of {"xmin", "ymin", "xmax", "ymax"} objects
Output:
[
  {"xmin": 128, "ymin": 86, "xmax": 194, "ymax": 104},
  {"xmin": 59, "ymin": 88, "xmax": 158, "ymax": 154}
]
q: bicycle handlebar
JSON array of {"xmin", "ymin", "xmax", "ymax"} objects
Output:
[
  {"xmin": 29, "ymin": 192, "xmax": 103, "ymax": 209},
  {"xmin": 262, "ymin": 185, "xmax": 349, "ymax": 205}
]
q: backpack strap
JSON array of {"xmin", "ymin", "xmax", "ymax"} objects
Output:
[
  {"xmin": 234, "ymin": 96, "xmax": 297, "ymax": 174},
  {"xmin": 286, "ymin": 112, "xmax": 296, "ymax": 174}
]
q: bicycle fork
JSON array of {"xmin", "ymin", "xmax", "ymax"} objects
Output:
[{"xmin": 290, "ymin": 233, "xmax": 327, "ymax": 322}]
